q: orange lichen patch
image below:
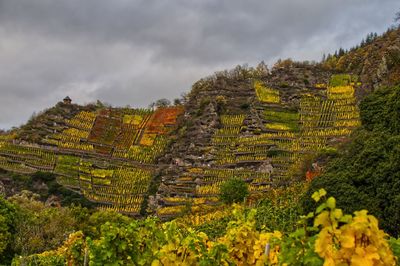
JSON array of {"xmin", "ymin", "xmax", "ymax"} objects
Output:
[
  {"xmin": 146, "ymin": 106, "xmax": 184, "ymax": 133},
  {"xmin": 139, "ymin": 133, "xmax": 157, "ymax": 146},
  {"xmin": 306, "ymin": 170, "xmax": 320, "ymax": 181}
]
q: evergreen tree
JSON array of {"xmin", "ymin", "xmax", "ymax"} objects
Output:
[{"xmin": 338, "ymin": 48, "xmax": 345, "ymax": 57}]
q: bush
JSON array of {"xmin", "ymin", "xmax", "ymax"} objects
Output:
[
  {"xmin": 255, "ymin": 183, "xmax": 306, "ymax": 233},
  {"xmin": 32, "ymin": 171, "xmax": 56, "ymax": 182},
  {"xmin": 240, "ymin": 103, "xmax": 250, "ymax": 110},
  {"xmin": 219, "ymin": 178, "xmax": 249, "ymax": 204},
  {"xmin": 0, "ymin": 197, "xmax": 17, "ymax": 264},
  {"xmin": 14, "ymin": 192, "xmax": 399, "ymax": 266},
  {"xmin": 195, "ymin": 217, "xmax": 230, "ymax": 239},
  {"xmin": 360, "ymin": 85, "xmax": 400, "ymax": 134},
  {"xmin": 9, "ymin": 191, "xmax": 78, "ymax": 256}
]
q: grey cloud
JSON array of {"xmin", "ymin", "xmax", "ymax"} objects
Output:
[{"xmin": 0, "ymin": 0, "xmax": 398, "ymax": 129}]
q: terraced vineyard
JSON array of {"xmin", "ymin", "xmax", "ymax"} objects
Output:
[
  {"xmin": 0, "ymin": 71, "xmax": 362, "ymax": 217},
  {"xmin": 0, "ymin": 106, "xmax": 183, "ymax": 215},
  {"xmin": 157, "ymin": 74, "xmax": 361, "ymax": 217}
]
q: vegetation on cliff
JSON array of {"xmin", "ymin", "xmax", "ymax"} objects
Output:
[{"xmin": 304, "ymin": 85, "xmax": 400, "ymax": 237}]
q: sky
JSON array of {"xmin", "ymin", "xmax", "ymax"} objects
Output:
[{"xmin": 0, "ymin": 0, "xmax": 398, "ymax": 129}]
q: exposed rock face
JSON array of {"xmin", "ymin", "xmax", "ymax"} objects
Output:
[
  {"xmin": 329, "ymin": 28, "xmax": 400, "ymax": 98},
  {"xmin": 45, "ymin": 195, "xmax": 61, "ymax": 207},
  {"xmin": 258, "ymin": 161, "xmax": 274, "ymax": 175},
  {"xmin": 154, "ymin": 63, "xmax": 342, "ymax": 215}
]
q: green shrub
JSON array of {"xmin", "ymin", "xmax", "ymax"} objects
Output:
[
  {"xmin": 195, "ymin": 216, "xmax": 230, "ymax": 239},
  {"xmin": 360, "ymin": 85, "xmax": 400, "ymax": 134},
  {"xmin": 219, "ymin": 178, "xmax": 249, "ymax": 204},
  {"xmin": 0, "ymin": 197, "xmax": 17, "ymax": 264},
  {"xmin": 255, "ymin": 183, "xmax": 306, "ymax": 233},
  {"xmin": 32, "ymin": 171, "xmax": 56, "ymax": 182},
  {"xmin": 329, "ymin": 74, "xmax": 352, "ymax": 86},
  {"xmin": 240, "ymin": 103, "xmax": 250, "ymax": 110}
]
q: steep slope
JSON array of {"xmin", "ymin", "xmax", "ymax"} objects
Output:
[
  {"xmin": 0, "ymin": 106, "xmax": 183, "ymax": 215},
  {"xmin": 17, "ymin": 101, "xmax": 100, "ymax": 144},
  {"xmin": 323, "ymin": 27, "xmax": 400, "ymax": 97},
  {"xmin": 0, "ymin": 28, "xmax": 398, "ymax": 217},
  {"xmin": 155, "ymin": 64, "xmax": 361, "ymax": 217}
]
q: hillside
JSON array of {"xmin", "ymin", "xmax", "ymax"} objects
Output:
[
  {"xmin": 16, "ymin": 101, "xmax": 100, "ymax": 145},
  {"xmin": 0, "ymin": 28, "xmax": 399, "ymax": 218},
  {"xmin": 155, "ymin": 65, "xmax": 361, "ymax": 217},
  {"xmin": 323, "ymin": 27, "xmax": 400, "ymax": 96}
]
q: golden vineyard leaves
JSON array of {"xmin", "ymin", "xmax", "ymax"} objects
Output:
[{"xmin": 17, "ymin": 191, "xmax": 398, "ymax": 266}]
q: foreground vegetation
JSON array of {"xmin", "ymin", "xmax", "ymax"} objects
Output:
[{"xmin": 5, "ymin": 189, "xmax": 399, "ymax": 265}]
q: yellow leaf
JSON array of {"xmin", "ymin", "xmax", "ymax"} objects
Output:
[
  {"xmin": 339, "ymin": 233, "xmax": 354, "ymax": 248},
  {"xmin": 151, "ymin": 259, "xmax": 161, "ymax": 266},
  {"xmin": 312, "ymin": 188, "xmax": 327, "ymax": 202},
  {"xmin": 315, "ymin": 228, "xmax": 333, "ymax": 256},
  {"xmin": 326, "ymin": 197, "xmax": 336, "ymax": 209},
  {"xmin": 332, "ymin": 209, "xmax": 343, "ymax": 219},
  {"xmin": 314, "ymin": 211, "xmax": 331, "ymax": 227},
  {"xmin": 351, "ymin": 255, "xmax": 373, "ymax": 266},
  {"xmin": 322, "ymin": 257, "xmax": 335, "ymax": 266}
]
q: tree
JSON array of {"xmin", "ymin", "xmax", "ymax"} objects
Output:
[
  {"xmin": 255, "ymin": 61, "xmax": 269, "ymax": 76},
  {"xmin": 80, "ymin": 210, "xmax": 131, "ymax": 239},
  {"xmin": 0, "ymin": 197, "xmax": 17, "ymax": 264},
  {"xmin": 149, "ymin": 98, "xmax": 171, "ymax": 109},
  {"xmin": 338, "ymin": 48, "xmax": 345, "ymax": 57},
  {"xmin": 219, "ymin": 178, "xmax": 249, "ymax": 204},
  {"xmin": 173, "ymin": 98, "xmax": 181, "ymax": 105},
  {"xmin": 9, "ymin": 191, "xmax": 78, "ymax": 255},
  {"xmin": 215, "ymin": 95, "xmax": 227, "ymax": 113},
  {"xmin": 395, "ymin": 10, "xmax": 400, "ymax": 24}
]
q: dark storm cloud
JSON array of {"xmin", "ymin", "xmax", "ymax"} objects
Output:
[{"xmin": 0, "ymin": 0, "xmax": 398, "ymax": 128}]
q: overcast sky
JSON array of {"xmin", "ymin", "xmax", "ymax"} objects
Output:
[{"xmin": 0, "ymin": 0, "xmax": 398, "ymax": 129}]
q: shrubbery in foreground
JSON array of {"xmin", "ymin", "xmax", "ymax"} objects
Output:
[{"xmin": 13, "ymin": 189, "xmax": 400, "ymax": 266}]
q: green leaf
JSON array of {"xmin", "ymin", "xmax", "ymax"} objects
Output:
[
  {"xmin": 326, "ymin": 197, "xmax": 336, "ymax": 209},
  {"xmin": 311, "ymin": 189, "xmax": 327, "ymax": 202},
  {"xmin": 339, "ymin": 214, "xmax": 352, "ymax": 224},
  {"xmin": 315, "ymin": 203, "xmax": 327, "ymax": 214},
  {"xmin": 306, "ymin": 212, "xmax": 314, "ymax": 219}
]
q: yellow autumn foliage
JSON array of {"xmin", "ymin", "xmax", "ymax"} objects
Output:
[
  {"xmin": 313, "ymin": 190, "xmax": 396, "ymax": 266},
  {"xmin": 254, "ymin": 80, "xmax": 280, "ymax": 103}
]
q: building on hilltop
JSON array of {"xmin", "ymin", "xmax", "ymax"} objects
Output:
[{"xmin": 63, "ymin": 96, "xmax": 72, "ymax": 105}]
